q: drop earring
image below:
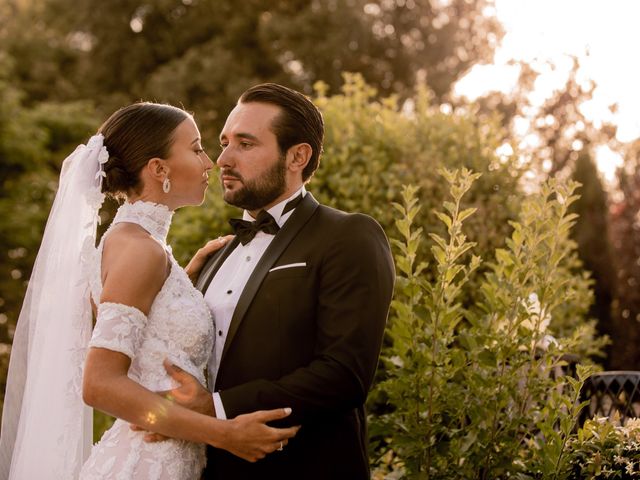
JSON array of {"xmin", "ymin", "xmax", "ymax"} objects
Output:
[{"xmin": 162, "ymin": 177, "xmax": 171, "ymax": 193}]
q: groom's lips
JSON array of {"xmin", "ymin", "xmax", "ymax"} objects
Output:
[{"xmin": 221, "ymin": 173, "xmax": 242, "ymax": 186}]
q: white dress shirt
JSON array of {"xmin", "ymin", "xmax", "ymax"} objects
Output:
[{"xmin": 204, "ymin": 187, "xmax": 306, "ymax": 419}]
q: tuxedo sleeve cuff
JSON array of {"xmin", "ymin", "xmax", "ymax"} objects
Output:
[{"xmin": 213, "ymin": 392, "xmax": 227, "ymax": 420}]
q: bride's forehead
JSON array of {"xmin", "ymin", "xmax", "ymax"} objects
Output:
[{"xmin": 171, "ymin": 117, "xmax": 200, "ymax": 143}]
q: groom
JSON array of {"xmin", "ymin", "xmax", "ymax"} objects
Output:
[{"xmin": 185, "ymin": 83, "xmax": 393, "ymax": 478}]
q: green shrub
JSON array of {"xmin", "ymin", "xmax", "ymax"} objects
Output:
[
  {"xmin": 372, "ymin": 170, "xmax": 606, "ymax": 479},
  {"xmin": 566, "ymin": 417, "xmax": 640, "ymax": 479},
  {"xmin": 311, "ymin": 74, "xmax": 522, "ymax": 285}
]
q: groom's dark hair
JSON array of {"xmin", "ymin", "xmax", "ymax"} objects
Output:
[{"xmin": 240, "ymin": 83, "xmax": 324, "ymax": 181}]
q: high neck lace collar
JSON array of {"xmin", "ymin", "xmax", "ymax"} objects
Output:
[{"xmin": 112, "ymin": 200, "xmax": 173, "ymax": 243}]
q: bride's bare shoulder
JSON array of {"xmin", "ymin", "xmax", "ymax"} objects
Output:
[
  {"xmin": 100, "ymin": 224, "xmax": 169, "ymax": 313},
  {"xmin": 102, "ymin": 223, "xmax": 167, "ymax": 260}
]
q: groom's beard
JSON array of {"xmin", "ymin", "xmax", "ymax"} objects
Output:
[{"xmin": 221, "ymin": 154, "xmax": 287, "ymax": 211}]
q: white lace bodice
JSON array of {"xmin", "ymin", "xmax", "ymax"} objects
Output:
[
  {"xmin": 80, "ymin": 200, "xmax": 212, "ymax": 479},
  {"xmin": 87, "ymin": 200, "xmax": 213, "ymax": 390}
]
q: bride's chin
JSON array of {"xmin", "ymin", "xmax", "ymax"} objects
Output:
[
  {"xmin": 197, "ymin": 192, "xmax": 209, "ymax": 205},
  {"xmin": 181, "ymin": 192, "xmax": 208, "ymax": 207}
]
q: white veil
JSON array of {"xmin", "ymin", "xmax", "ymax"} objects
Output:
[{"xmin": 0, "ymin": 135, "xmax": 108, "ymax": 479}]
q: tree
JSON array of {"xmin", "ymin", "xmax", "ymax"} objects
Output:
[
  {"xmin": 4, "ymin": 0, "xmax": 503, "ymax": 137},
  {"xmin": 608, "ymin": 140, "xmax": 640, "ymax": 369},
  {"xmin": 261, "ymin": 0, "xmax": 503, "ymax": 99},
  {"xmin": 0, "ymin": 0, "xmax": 80, "ymax": 104},
  {"xmin": 462, "ymin": 55, "xmax": 622, "ymax": 366},
  {"xmin": 570, "ymin": 153, "xmax": 616, "ymax": 366}
]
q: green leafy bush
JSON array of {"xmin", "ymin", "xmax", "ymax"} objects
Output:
[
  {"xmin": 311, "ymin": 74, "xmax": 522, "ymax": 276},
  {"xmin": 566, "ymin": 417, "xmax": 640, "ymax": 479},
  {"xmin": 372, "ymin": 170, "xmax": 606, "ymax": 479}
]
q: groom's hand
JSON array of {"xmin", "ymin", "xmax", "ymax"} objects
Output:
[
  {"xmin": 130, "ymin": 359, "xmax": 215, "ymax": 442},
  {"xmin": 160, "ymin": 359, "xmax": 215, "ymax": 416}
]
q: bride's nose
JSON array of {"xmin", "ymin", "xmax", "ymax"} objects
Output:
[{"xmin": 202, "ymin": 152, "xmax": 214, "ymax": 171}]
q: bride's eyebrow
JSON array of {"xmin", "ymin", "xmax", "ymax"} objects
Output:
[{"xmin": 191, "ymin": 138, "xmax": 201, "ymax": 145}]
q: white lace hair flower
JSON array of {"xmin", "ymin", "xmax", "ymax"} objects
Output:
[
  {"xmin": 81, "ymin": 133, "xmax": 109, "ymax": 216},
  {"xmin": 87, "ymin": 134, "xmax": 109, "ymax": 184}
]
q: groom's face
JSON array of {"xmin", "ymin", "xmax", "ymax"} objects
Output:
[{"xmin": 217, "ymin": 102, "xmax": 287, "ymax": 211}]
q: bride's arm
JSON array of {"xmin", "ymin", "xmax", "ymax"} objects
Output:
[
  {"xmin": 83, "ymin": 348, "xmax": 295, "ymax": 461},
  {"xmin": 82, "ymin": 228, "xmax": 297, "ymax": 462}
]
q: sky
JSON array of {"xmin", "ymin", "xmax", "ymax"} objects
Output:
[{"xmin": 454, "ymin": 0, "xmax": 640, "ymax": 182}]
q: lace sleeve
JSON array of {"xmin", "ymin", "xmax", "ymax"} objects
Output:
[{"xmin": 88, "ymin": 302, "xmax": 148, "ymax": 358}]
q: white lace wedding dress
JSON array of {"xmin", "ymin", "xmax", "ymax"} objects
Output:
[{"xmin": 79, "ymin": 200, "xmax": 213, "ymax": 479}]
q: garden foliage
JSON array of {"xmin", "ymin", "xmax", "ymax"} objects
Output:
[
  {"xmin": 0, "ymin": 74, "xmax": 620, "ymax": 471},
  {"xmin": 566, "ymin": 417, "xmax": 640, "ymax": 479},
  {"xmin": 372, "ymin": 170, "xmax": 606, "ymax": 478}
]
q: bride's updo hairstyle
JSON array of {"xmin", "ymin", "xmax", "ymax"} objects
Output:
[{"xmin": 98, "ymin": 102, "xmax": 189, "ymax": 199}]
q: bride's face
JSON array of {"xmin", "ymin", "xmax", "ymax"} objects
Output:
[{"xmin": 163, "ymin": 116, "xmax": 214, "ymax": 207}]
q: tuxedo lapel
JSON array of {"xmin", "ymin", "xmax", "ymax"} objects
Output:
[
  {"xmin": 220, "ymin": 193, "xmax": 319, "ymax": 363},
  {"xmin": 196, "ymin": 236, "xmax": 241, "ymax": 293}
]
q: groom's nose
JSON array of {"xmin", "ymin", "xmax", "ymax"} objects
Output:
[{"xmin": 216, "ymin": 147, "xmax": 233, "ymax": 169}]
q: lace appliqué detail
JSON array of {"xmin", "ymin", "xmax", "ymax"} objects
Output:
[
  {"xmin": 79, "ymin": 420, "xmax": 206, "ymax": 480},
  {"xmin": 89, "ymin": 303, "xmax": 148, "ymax": 359},
  {"xmin": 80, "ymin": 200, "xmax": 213, "ymax": 479},
  {"xmin": 112, "ymin": 201, "xmax": 173, "ymax": 243}
]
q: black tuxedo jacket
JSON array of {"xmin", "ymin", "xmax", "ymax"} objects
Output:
[{"xmin": 196, "ymin": 193, "xmax": 394, "ymax": 479}]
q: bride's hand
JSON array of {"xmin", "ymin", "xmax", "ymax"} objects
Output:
[
  {"xmin": 184, "ymin": 235, "xmax": 234, "ymax": 282},
  {"xmin": 216, "ymin": 408, "xmax": 300, "ymax": 463}
]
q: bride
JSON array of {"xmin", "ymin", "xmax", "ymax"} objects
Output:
[{"xmin": 0, "ymin": 102, "xmax": 298, "ymax": 479}]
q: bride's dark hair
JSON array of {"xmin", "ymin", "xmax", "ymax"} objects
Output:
[{"xmin": 99, "ymin": 102, "xmax": 189, "ymax": 199}]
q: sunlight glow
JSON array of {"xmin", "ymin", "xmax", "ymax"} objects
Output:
[
  {"xmin": 595, "ymin": 145, "xmax": 624, "ymax": 183},
  {"xmin": 454, "ymin": 63, "xmax": 520, "ymax": 99},
  {"xmin": 455, "ymin": 0, "xmax": 640, "ymax": 178}
]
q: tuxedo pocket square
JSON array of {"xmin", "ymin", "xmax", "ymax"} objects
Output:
[{"xmin": 268, "ymin": 262, "xmax": 307, "ymax": 272}]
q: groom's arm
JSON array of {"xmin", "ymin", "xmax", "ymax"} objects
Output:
[{"xmin": 219, "ymin": 213, "xmax": 395, "ymax": 425}]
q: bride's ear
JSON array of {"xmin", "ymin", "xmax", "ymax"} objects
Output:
[{"xmin": 146, "ymin": 158, "xmax": 170, "ymax": 184}]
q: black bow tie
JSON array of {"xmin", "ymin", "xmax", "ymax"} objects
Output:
[
  {"xmin": 229, "ymin": 210, "xmax": 280, "ymax": 245},
  {"xmin": 229, "ymin": 194, "xmax": 304, "ymax": 246}
]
